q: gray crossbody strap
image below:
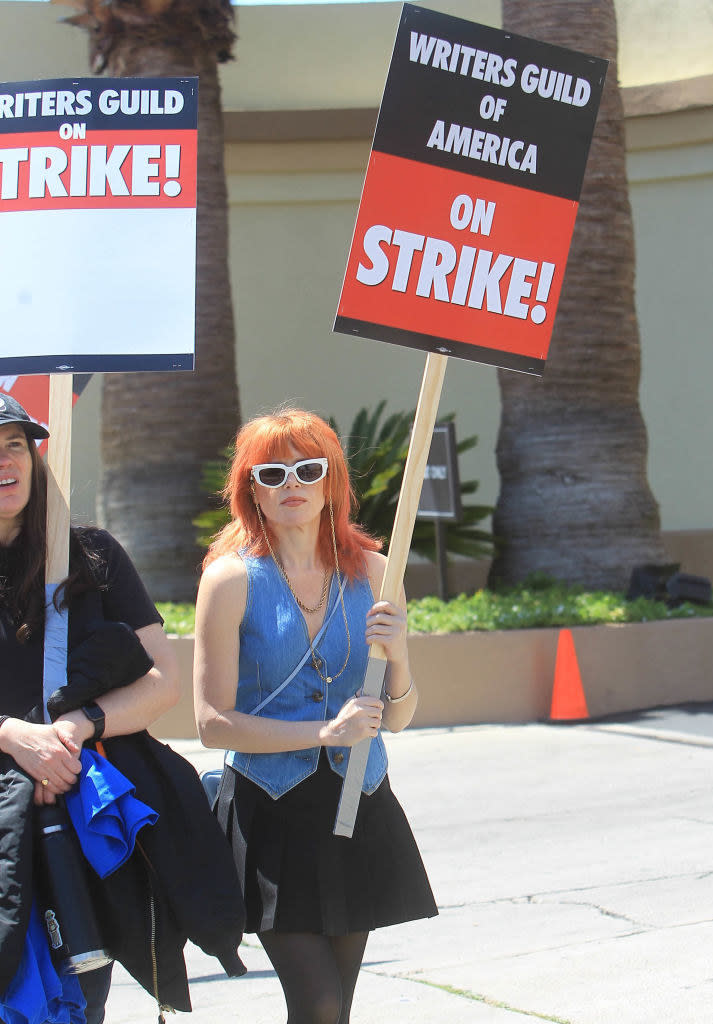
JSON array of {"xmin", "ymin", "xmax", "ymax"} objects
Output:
[{"xmin": 249, "ymin": 580, "xmax": 345, "ymax": 716}]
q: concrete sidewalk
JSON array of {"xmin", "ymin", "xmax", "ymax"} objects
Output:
[{"xmin": 106, "ymin": 717, "xmax": 713, "ymax": 1023}]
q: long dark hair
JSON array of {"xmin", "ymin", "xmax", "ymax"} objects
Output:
[
  {"xmin": 3, "ymin": 437, "xmax": 49, "ymax": 642},
  {"xmin": 0, "ymin": 438, "xmax": 102, "ymax": 642}
]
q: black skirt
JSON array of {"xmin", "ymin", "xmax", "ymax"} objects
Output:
[{"xmin": 215, "ymin": 752, "xmax": 438, "ymax": 936}]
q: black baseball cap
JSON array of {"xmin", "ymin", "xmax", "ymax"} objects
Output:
[{"xmin": 0, "ymin": 394, "xmax": 50, "ymax": 439}]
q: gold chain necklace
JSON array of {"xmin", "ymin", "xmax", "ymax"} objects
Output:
[
  {"xmin": 274, "ymin": 555, "xmax": 329, "ymax": 614},
  {"xmin": 253, "ymin": 499, "xmax": 329, "ymax": 613},
  {"xmin": 253, "ymin": 490, "xmax": 350, "ymax": 683}
]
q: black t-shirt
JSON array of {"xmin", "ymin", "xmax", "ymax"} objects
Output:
[{"xmin": 0, "ymin": 529, "xmax": 162, "ymax": 720}]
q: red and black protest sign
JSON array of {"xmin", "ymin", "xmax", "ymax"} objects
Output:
[
  {"xmin": 0, "ymin": 373, "xmax": 90, "ymax": 452},
  {"xmin": 335, "ymin": 5, "xmax": 608, "ymax": 374},
  {"xmin": 0, "ymin": 77, "xmax": 198, "ymax": 375}
]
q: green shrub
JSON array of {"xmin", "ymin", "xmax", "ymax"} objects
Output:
[
  {"xmin": 407, "ymin": 579, "xmax": 713, "ymax": 634},
  {"xmin": 158, "ymin": 602, "xmax": 197, "ymax": 635},
  {"xmin": 158, "ymin": 578, "xmax": 713, "ymax": 637},
  {"xmin": 193, "ymin": 444, "xmax": 235, "ymax": 549}
]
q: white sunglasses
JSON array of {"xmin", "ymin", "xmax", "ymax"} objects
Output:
[{"xmin": 251, "ymin": 457, "xmax": 328, "ymax": 488}]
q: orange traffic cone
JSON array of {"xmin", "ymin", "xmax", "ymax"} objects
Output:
[{"xmin": 549, "ymin": 628, "xmax": 589, "ymax": 721}]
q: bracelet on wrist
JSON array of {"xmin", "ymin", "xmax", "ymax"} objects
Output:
[{"xmin": 384, "ymin": 680, "xmax": 414, "ymax": 704}]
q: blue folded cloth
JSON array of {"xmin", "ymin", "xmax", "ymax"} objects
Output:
[
  {"xmin": 0, "ymin": 902, "xmax": 86, "ymax": 1024},
  {"xmin": 65, "ymin": 749, "xmax": 159, "ymax": 879}
]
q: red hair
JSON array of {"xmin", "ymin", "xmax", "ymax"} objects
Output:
[{"xmin": 204, "ymin": 408, "xmax": 381, "ymax": 579}]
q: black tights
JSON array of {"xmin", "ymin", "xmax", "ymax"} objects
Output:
[{"xmin": 259, "ymin": 929, "xmax": 369, "ymax": 1024}]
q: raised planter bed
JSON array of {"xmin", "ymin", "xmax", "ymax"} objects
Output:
[{"xmin": 150, "ymin": 618, "xmax": 713, "ymax": 739}]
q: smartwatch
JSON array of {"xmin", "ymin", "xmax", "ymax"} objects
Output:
[{"xmin": 80, "ymin": 701, "xmax": 106, "ymax": 742}]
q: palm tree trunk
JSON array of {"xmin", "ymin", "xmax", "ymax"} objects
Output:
[
  {"xmin": 488, "ymin": 0, "xmax": 665, "ymax": 590},
  {"xmin": 65, "ymin": 1, "xmax": 239, "ymax": 600}
]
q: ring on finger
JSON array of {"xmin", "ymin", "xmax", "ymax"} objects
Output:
[{"xmin": 41, "ymin": 778, "xmax": 49, "ymax": 787}]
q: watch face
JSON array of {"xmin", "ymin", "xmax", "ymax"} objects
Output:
[{"xmin": 82, "ymin": 703, "xmax": 105, "ymax": 739}]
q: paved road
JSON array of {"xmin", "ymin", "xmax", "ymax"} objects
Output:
[
  {"xmin": 590, "ymin": 701, "xmax": 713, "ymax": 745},
  {"xmin": 106, "ymin": 707, "xmax": 713, "ymax": 1023}
]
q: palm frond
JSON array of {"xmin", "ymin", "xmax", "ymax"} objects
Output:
[
  {"xmin": 330, "ymin": 405, "xmax": 493, "ymax": 563},
  {"xmin": 58, "ymin": 0, "xmax": 236, "ymax": 68}
]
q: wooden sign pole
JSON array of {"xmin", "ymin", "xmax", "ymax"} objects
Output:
[
  {"xmin": 46, "ymin": 374, "xmax": 73, "ymax": 582},
  {"xmin": 42, "ymin": 374, "xmax": 73, "ymax": 718},
  {"xmin": 334, "ymin": 352, "xmax": 448, "ymax": 837}
]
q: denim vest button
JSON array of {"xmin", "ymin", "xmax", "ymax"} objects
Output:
[{"xmin": 334, "ymin": 752, "xmax": 344, "ymax": 764}]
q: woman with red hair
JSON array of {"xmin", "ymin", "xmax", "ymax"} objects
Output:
[{"xmin": 194, "ymin": 408, "xmax": 437, "ymax": 1024}]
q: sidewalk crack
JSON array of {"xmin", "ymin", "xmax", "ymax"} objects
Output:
[
  {"xmin": 362, "ymin": 969, "xmax": 576, "ymax": 1023},
  {"xmin": 526, "ymin": 895, "xmax": 646, "ymax": 929}
]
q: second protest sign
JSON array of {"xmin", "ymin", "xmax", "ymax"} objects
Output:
[
  {"xmin": 335, "ymin": 4, "xmax": 607, "ymax": 374},
  {"xmin": 333, "ymin": 5, "xmax": 608, "ymax": 835}
]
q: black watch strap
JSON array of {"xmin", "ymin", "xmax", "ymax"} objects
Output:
[{"xmin": 80, "ymin": 701, "xmax": 106, "ymax": 741}]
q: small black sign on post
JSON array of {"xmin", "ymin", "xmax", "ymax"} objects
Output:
[{"xmin": 417, "ymin": 421, "xmax": 462, "ymax": 599}]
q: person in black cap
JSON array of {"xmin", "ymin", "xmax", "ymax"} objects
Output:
[
  {"xmin": 0, "ymin": 395, "xmax": 246, "ymax": 1022},
  {"xmin": 0, "ymin": 395, "xmax": 179, "ymax": 1022},
  {"xmin": 0, "ymin": 392, "xmax": 50, "ymax": 440}
]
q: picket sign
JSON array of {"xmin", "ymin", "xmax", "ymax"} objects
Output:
[
  {"xmin": 0, "ymin": 73, "xmax": 199, "ymax": 711},
  {"xmin": 334, "ymin": 351, "xmax": 447, "ymax": 837},
  {"xmin": 0, "ymin": 76, "xmax": 199, "ymax": 377},
  {"xmin": 332, "ymin": 5, "xmax": 607, "ymax": 836}
]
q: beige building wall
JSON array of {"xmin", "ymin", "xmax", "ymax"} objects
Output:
[
  {"xmin": 628, "ymin": 101, "xmax": 713, "ymax": 531},
  {"xmin": 617, "ymin": 0, "xmax": 713, "ymax": 86},
  {"xmin": 0, "ymin": 1, "xmax": 712, "ymax": 550}
]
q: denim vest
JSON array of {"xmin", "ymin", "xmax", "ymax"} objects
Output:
[{"xmin": 225, "ymin": 555, "xmax": 388, "ymax": 799}]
